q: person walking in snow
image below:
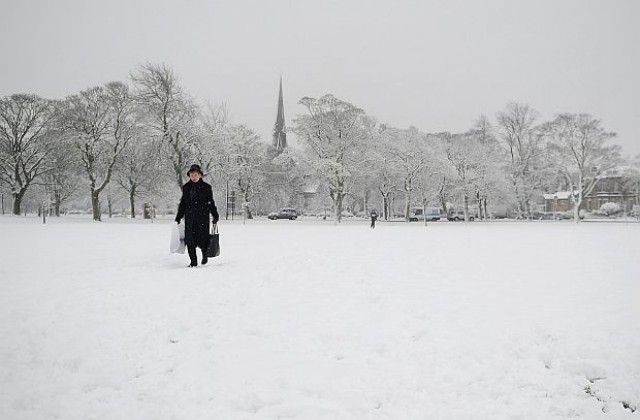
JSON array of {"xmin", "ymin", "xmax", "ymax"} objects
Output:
[
  {"xmin": 370, "ymin": 209, "xmax": 378, "ymax": 228},
  {"xmin": 175, "ymin": 164, "xmax": 219, "ymax": 267}
]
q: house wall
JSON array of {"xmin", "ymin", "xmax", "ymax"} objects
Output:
[{"xmin": 544, "ymin": 176, "xmax": 640, "ymax": 213}]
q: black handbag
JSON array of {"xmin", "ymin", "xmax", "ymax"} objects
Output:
[{"xmin": 206, "ymin": 223, "xmax": 220, "ymax": 258}]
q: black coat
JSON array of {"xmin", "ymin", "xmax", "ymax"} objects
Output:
[{"xmin": 175, "ymin": 180, "xmax": 219, "ymax": 248}]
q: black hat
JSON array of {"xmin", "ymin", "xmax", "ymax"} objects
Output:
[{"xmin": 187, "ymin": 164, "xmax": 203, "ymax": 176}]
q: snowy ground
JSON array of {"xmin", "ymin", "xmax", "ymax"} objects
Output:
[{"xmin": 0, "ymin": 216, "xmax": 639, "ymax": 420}]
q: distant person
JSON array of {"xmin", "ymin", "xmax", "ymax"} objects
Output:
[
  {"xmin": 370, "ymin": 209, "xmax": 378, "ymax": 228},
  {"xmin": 175, "ymin": 164, "xmax": 219, "ymax": 267}
]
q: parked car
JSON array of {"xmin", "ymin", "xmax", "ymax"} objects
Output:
[
  {"xmin": 539, "ymin": 212, "xmax": 558, "ymax": 220},
  {"xmin": 530, "ymin": 211, "xmax": 545, "ymax": 220},
  {"xmin": 488, "ymin": 204, "xmax": 512, "ymax": 219},
  {"xmin": 409, "ymin": 207, "xmax": 441, "ymax": 222},
  {"xmin": 555, "ymin": 211, "xmax": 574, "ymax": 220},
  {"xmin": 537, "ymin": 211, "xmax": 575, "ymax": 220},
  {"xmin": 447, "ymin": 209, "xmax": 475, "ymax": 221},
  {"xmin": 268, "ymin": 208, "xmax": 298, "ymax": 220}
]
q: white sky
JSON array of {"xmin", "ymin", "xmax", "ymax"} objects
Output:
[{"xmin": 1, "ymin": 0, "xmax": 639, "ymax": 156}]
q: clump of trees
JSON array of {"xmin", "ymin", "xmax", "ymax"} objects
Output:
[
  {"xmin": 0, "ymin": 63, "xmax": 267, "ymax": 221},
  {"xmin": 1, "ymin": 65, "xmax": 636, "ymax": 223}
]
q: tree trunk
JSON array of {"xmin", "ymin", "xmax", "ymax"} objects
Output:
[
  {"xmin": 130, "ymin": 193, "xmax": 136, "ymax": 218},
  {"xmin": 170, "ymin": 137, "xmax": 185, "ymax": 190},
  {"xmin": 12, "ymin": 193, "xmax": 23, "ymax": 216},
  {"xmin": 440, "ymin": 195, "xmax": 448, "ymax": 217},
  {"xmin": 404, "ymin": 179, "xmax": 412, "ymax": 222},
  {"xmin": 332, "ymin": 190, "xmax": 345, "ymax": 223},
  {"xmin": 573, "ymin": 192, "xmax": 583, "ymax": 223},
  {"xmin": 404, "ymin": 200, "xmax": 411, "ymax": 222},
  {"xmin": 11, "ymin": 187, "xmax": 30, "ymax": 215},
  {"xmin": 382, "ymin": 194, "xmax": 389, "ymax": 221},
  {"xmin": 53, "ymin": 191, "xmax": 61, "ymax": 217},
  {"xmin": 390, "ymin": 194, "xmax": 395, "ymax": 220},
  {"xmin": 438, "ymin": 179, "xmax": 448, "ymax": 217},
  {"xmin": 240, "ymin": 188, "xmax": 253, "ymax": 220},
  {"xmin": 379, "ymin": 189, "xmax": 390, "ymax": 220},
  {"xmin": 91, "ymin": 190, "xmax": 101, "ymax": 221},
  {"xmin": 242, "ymin": 198, "xmax": 253, "ymax": 220},
  {"xmin": 512, "ymin": 176, "xmax": 525, "ymax": 218},
  {"xmin": 422, "ymin": 197, "xmax": 428, "ymax": 227},
  {"xmin": 476, "ymin": 192, "xmax": 485, "ymax": 220},
  {"xmin": 463, "ymin": 195, "xmax": 470, "ymax": 222}
]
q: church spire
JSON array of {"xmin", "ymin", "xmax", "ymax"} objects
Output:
[{"xmin": 272, "ymin": 76, "xmax": 287, "ymax": 152}]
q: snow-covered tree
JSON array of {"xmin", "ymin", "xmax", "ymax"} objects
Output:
[
  {"xmin": 466, "ymin": 116, "xmax": 509, "ymax": 220},
  {"xmin": 0, "ymin": 94, "xmax": 54, "ymax": 215},
  {"xmin": 381, "ymin": 126, "xmax": 434, "ymax": 221},
  {"xmin": 413, "ymin": 163, "xmax": 447, "ymax": 226},
  {"xmin": 362, "ymin": 123, "xmax": 396, "ymax": 220},
  {"xmin": 117, "ymin": 133, "xmax": 161, "ymax": 218},
  {"xmin": 131, "ymin": 63, "xmax": 200, "ymax": 190},
  {"xmin": 293, "ymin": 94, "xmax": 370, "ymax": 222},
  {"xmin": 262, "ymin": 147, "xmax": 309, "ymax": 214},
  {"xmin": 60, "ymin": 82, "xmax": 134, "ymax": 221},
  {"xmin": 440, "ymin": 132, "xmax": 478, "ymax": 222},
  {"xmin": 224, "ymin": 124, "xmax": 265, "ymax": 220},
  {"xmin": 371, "ymin": 156, "xmax": 398, "ymax": 221},
  {"xmin": 198, "ymin": 102, "xmax": 230, "ymax": 175},
  {"xmin": 496, "ymin": 103, "xmax": 545, "ymax": 218},
  {"xmin": 44, "ymin": 128, "xmax": 82, "ymax": 216},
  {"xmin": 544, "ymin": 113, "xmax": 621, "ymax": 222}
]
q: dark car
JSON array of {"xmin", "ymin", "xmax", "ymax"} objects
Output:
[
  {"xmin": 268, "ymin": 208, "xmax": 298, "ymax": 220},
  {"xmin": 539, "ymin": 211, "xmax": 573, "ymax": 220}
]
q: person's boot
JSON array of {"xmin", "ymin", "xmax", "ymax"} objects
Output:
[
  {"xmin": 187, "ymin": 245, "xmax": 198, "ymax": 267},
  {"xmin": 202, "ymin": 255, "xmax": 208, "ymax": 265}
]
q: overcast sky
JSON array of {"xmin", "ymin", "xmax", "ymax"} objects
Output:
[{"xmin": 1, "ymin": 0, "xmax": 638, "ymax": 156}]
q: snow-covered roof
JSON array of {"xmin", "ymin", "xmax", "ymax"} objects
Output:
[
  {"xmin": 543, "ymin": 191, "xmax": 574, "ymax": 200},
  {"xmin": 599, "ymin": 166, "xmax": 640, "ymax": 178}
]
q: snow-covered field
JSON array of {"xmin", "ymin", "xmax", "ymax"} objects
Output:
[{"xmin": 0, "ymin": 216, "xmax": 638, "ymax": 419}]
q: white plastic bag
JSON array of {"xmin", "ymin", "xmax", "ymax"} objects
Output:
[{"xmin": 170, "ymin": 222, "xmax": 186, "ymax": 254}]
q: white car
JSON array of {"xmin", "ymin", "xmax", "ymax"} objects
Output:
[
  {"xmin": 409, "ymin": 207, "xmax": 441, "ymax": 222},
  {"xmin": 447, "ymin": 209, "xmax": 475, "ymax": 222}
]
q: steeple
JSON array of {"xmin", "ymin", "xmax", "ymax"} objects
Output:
[{"xmin": 272, "ymin": 76, "xmax": 287, "ymax": 152}]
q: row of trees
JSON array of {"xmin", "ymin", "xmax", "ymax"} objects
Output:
[
  {"xmin": 293, "ymin": 96, "xmax": 631, "ymax": 223},
  {"xmin": 0, "ymin": 64, "xmax": 265, "ymax": 221},
  {"xmin": 1, "ymin": 63, "xmax": 636, "ymax": 223}
]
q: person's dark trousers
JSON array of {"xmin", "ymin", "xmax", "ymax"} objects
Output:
[
  {"xmin": 370, "ymin": 218, "xmax": 376, "ymax": 228},
  {"xmin": 201, "ymin": 237, "xmax": 210, "ymax": 265},
  {"xmin": 188, "ymin": 239, "xmax": 210, "ymax": 266},
  {"xmin": 187, "ymin": 244, "xmax": 198, "ymax": 266}
]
